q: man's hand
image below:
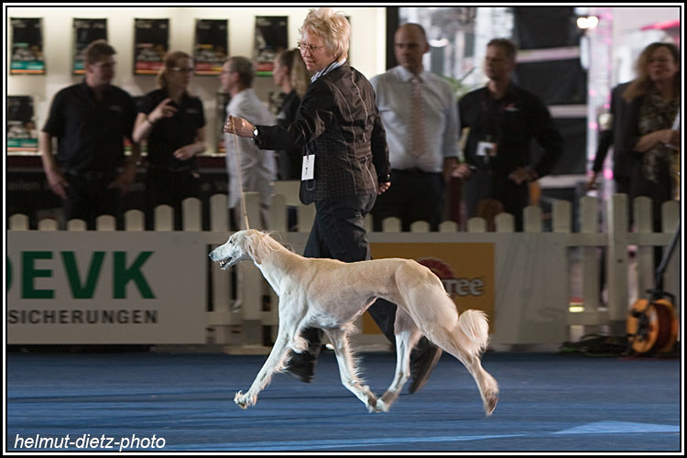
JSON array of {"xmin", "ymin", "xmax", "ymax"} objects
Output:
[
  {"xmin": 378, "ymin": 181, "xmax": 391, "ymax": 194},
  {"xmin": 508, "ymin": 167, "xmax": 539, "ymax": 185},
  {"xmin": 108, "ymin": 163, "xmax": 137, "ymax": 196},
  {"xmin": 173, "ymin": 144, "xmax": 199, "ymax": 161},
  {"xmin": 451, "ymin": 163, "xmax": 474, "ymax": 180},
  {"xmin": 46, "ymin": 168, "xmax": 69, "ymax": 199},
  {"xmin": 585, "ymin": 171, "xmax": 600, "ymax": 192}
]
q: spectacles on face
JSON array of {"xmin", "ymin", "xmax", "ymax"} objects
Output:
[
  {"xmin": 171, "ymin": 67, "xmax": 194, "ymax": 73},
  {"xmin": 297, "ymin": 42, "xmax": 325, "ymax": 53}
]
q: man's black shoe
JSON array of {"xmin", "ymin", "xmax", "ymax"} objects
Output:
[
  {"xmin": 408, "ymin": 337, "xmax": 443, "ymax": 394},
  {"xmin": 284, "ymin": 352, "xmax": 316, "ymax": 383}
]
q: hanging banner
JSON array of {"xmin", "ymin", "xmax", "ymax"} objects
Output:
[
  {"xmin": 10, "ymin": 18, "xmax": 45, "ymax": 75},
  {"xmin": 7, "ymin": 232, "xmax": 207, "ymax": 345},
  {"xmin": 133, "ymin": 18, "xmax": 169, "ymax": 75},
  {"xmin": 253, "ymin": 16, "xmax": 288, "ymax": 76},
  {"xmin": 7, "ymin": 96, "xmax": 39, "ymax": 153},
  {"xmin": 364, "ymin": 243, "xmax": 495, "ymax": 334},
  {"xmin": 72, "ymin": 18, "xmax": 108, "ymax": 75},
  {"xmin": 194, "ymin": 19, "xmax": 228, "ymax": 76}
]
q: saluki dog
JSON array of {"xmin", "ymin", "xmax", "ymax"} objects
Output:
[{"xmin": 209, "ymin": 229, "xmax": 499, "ymax": 415}]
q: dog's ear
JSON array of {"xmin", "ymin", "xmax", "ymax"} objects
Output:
[{"xmin": 245, "ymin": 234, "xmax": 262, "ymax": 265}]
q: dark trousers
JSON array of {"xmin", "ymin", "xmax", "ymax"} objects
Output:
[
  {"xmin": 371, "ymin": 168, "xmax": 444, "ymax": 232},
  {"xmin": 298, "ymin": 194, "xmax": 399, "ymax": 351},
  {"xmin": 144, "ymin": 169, "xmax": 199, "ymax": 231},
  {"xmin": 64, "ymin": 174, "xmax": 120, "ymax": 230},
  {"xmin": 464, "ymin": 169, "xmax": 529, "ymax": 231}
]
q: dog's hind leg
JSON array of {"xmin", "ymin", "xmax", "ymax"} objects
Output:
[
  {"xmin": 423, "ymin": 311, "xmax": 499, "ymax": 416},
  {"xmin": 323, "ymin": 328, "xmax": 379, "ymax": 413},
  {"xmin": 376, "ymin": 308, "xmax": 422, "ymax": 412}
]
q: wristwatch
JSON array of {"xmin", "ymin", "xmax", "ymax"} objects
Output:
[{"xmin": 252, "ymin": 126, "xmax": 259, "ymax": 139}]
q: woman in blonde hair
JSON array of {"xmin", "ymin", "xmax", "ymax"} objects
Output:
[
  {"xmin": 225, "ymin": 8, "xmax": 444, "ymax": 392},
  {"xmin": 621, "ymin": 43, "xmax": 680, "ymax": 214},
  {"xmin": 133, "ymin": 51, "xmax": 207, "ymax": 230},
  {"xmin": 620, "ymin": 41, "xmax": 680, "ymax": 267},
  {"xmin": 272, "ymin": 48, "xmax": 311, "ymax": 179}
]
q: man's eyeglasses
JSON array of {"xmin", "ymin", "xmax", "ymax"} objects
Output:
[
  {"xmin": 171, "ymin": 67, "xmax": 194, "ymax": 73},
  {"xmin": 297, "ymin": 42, "xmax": 325, "ymax": 53}
]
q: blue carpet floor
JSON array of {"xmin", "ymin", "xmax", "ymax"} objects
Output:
[{"xmin": 6, "ymin": 350, "xmax": 681, "ymax": 452}]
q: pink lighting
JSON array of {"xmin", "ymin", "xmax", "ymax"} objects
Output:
[{"xmin": 640, "ymin": 19, "xmax": 680, "ymax": 30}]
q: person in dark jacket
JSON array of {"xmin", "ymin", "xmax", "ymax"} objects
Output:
[
  {"xmin": 225, "ymin": 8, "xmax": 441, "ymax": 394},
  {"xmin": 586, "ymin": 81, "xmax": 633, "ymax": 195},
  {"xmin": 453, "ymin": 38, "xmax": 564, "ymax": 231}
]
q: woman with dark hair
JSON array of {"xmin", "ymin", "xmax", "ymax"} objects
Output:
[
  {"xmin": 620, "ymin": 42, "xmax": 680, "ymax": 267},
  {"xmin": 272, "ymin": 48, "xmax": 310, "ymax": 179},
  {"xmin": 133, "ymin": 51, "xmax": 207, "ymax": 230}
]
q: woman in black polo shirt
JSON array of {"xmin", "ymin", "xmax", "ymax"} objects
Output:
[{"xmin": 133, "ymin": 51, "xmax": 206, "ymax": 230}]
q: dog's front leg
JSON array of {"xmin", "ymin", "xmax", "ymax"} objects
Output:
[{"xmin": 235, "ymin": 335, "xmax": 291, "ymax": 409}]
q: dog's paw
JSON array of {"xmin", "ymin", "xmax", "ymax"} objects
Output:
[
  {"xmin": 234, "ymin": 390, "xmax": 254, "ymax": 409},
  {"xmin": 366, "ymin": 397, "xmax": 379, "ymax": 413},
  {"xmin": 483, "ymin": 391, "xmax": 498, "ymax": 416},
  {"xmin": 373, "ymin": 399, "xmax": 389, "ymax": 413}
]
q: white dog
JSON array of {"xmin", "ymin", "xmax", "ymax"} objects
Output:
[{"xmin": 210, "ymin": 229, "xmax": 498, "ymax": 415}]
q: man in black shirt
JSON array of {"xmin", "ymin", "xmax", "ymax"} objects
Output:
[
  {"xmin": 454, "ymin": 39, "xmax": 564, "ymax": 231},
  {"xmin": 41, "ymin": 40, "xmax": 140, "ymax": 229}
]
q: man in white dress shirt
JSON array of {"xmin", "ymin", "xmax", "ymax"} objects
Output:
[
  {"xmin": 369, "ymin": 23, "xmax": 458, "ymax": 393},
  {"xmin": 370, "ymin": 23, "xmax": 459, "ymax": 233},
  {"xmin": 220, "ymin": 56, "xmax": 276, "ymax": 229}
]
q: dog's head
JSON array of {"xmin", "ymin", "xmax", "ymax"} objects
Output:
[{"xmin": 209, "ymin": 229, "xmax": 265, "ymax": 270}]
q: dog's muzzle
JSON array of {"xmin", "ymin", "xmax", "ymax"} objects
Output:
[{"xmin": 209, "ymin": 250, "xmax": 233, "ymax": 270}]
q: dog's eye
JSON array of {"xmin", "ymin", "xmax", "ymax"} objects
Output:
[{"xmin": 229, "ymin": 240, "xmax": 234, "ymax": 244}]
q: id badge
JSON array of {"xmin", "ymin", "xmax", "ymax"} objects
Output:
[
  {"xmin": 477, "ymin": 141, "xmax": 497, "ymax": 157},
  {"xmin": 301, "ymin": 154, "xmax": 315, "ymax": 181}
]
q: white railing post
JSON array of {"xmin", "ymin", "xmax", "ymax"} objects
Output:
[
  {"xmin": 579, "ymin": 196, "xmax": 599, "ymax": 310},
  {"xmin": 523, "ymin": 206, "xmax": 542, "ymax": 233},
  {"xmin": 466, "ymin": 217, "xmax": 486, "ymax": 233},
  {"xmin": 66, "ymin": 219, "xmax": 87, "ymax": 231},
  {"xmin": 242, "ymin": 192, "xmax": 265, "ymax": 346},
  {"xmin": 634, "ymin": 196, "xmax": 655, "ymax": 304},
  {"xmin": 182, "ymin": 197, "xmax": 202, "ymax": 232},
  {"xmin": 208, "ymin": 194, "xmax": 235, "ymax": 345},
  {"xmin": 154, "ymin": 205, "xmax": 174, "ymax": 231},
  {"xmin": 9, "ymin": 214, "xmax": 29, "ymax": 230},
  {"xmin": 96, "ymin": 215, "xmax": 116, "ymax": 231},
  {"xmin": 661, "ymin": 201, "xmax": 681, "ymax": 318},
  {"xmin": 124, "ymin": 209, "xmax": 145, "ymax": 231},
  {"xmin": 607, "ymin": 193, "xmax": 629, "ymax": 332},
  {"xmin": 495, "ymin": 213, "xmax": 514, "ymax": 233}
]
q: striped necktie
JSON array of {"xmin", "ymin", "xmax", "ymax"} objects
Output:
[{"xmin": 410, "ymin": 75, "xmax": 426, "ymax": 157}]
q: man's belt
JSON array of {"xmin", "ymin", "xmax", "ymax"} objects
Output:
[{"xmin": 66, "ymin": 169, "xmax": 116, "ymax": 181}]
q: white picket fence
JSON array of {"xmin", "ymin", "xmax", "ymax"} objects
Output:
[{"xmin": 8, "ymin": 180, "xmax": 681, "ymax": 350}]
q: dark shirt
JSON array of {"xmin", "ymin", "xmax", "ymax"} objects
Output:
[
  {"xmin": 138, "ymin": 89, "xmax": 205, "ymax": 170},
  {"xmin": 42, "ymin": 81, "xmax": 137, "ymax": 172},
  {"xmin": 459, "ymin": 83, "xmax": 563, "ymax": 178},
  {"xmin": 254, "ymin": 63, "xmax": 390, "ymax": 203}
]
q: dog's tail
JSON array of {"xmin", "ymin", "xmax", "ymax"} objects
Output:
[{"xmin": 455, "ymin": 309, "xmax": 490, "ymax": 357}]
